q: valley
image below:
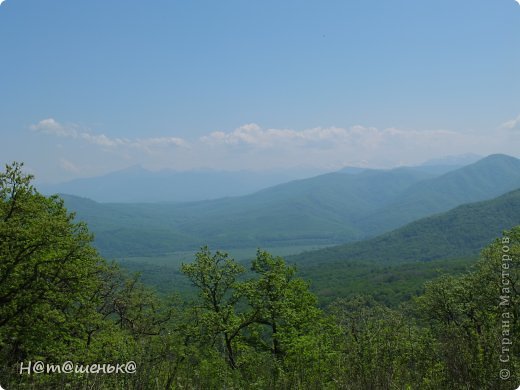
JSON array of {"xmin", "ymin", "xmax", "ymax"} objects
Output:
[{"xmin": 56, "ymin": 154, "xmax": 520, "ymax": 307}]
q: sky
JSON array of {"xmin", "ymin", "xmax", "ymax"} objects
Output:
[{"xmin": 0, "ymin": 0, "xmax": 519, "ymax": 183}]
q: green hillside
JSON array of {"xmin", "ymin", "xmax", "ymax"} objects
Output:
[
  {"xmin": 62, "ymin": 154, "xmax": 520, "ymax": 258},
  {"xmin": 357, "ymin": 154, "xmax": 520, "ymax": 234},
  {"xmin": 117, "ymin": 183, "xmax": 520, "ymax": 307},
  {"xmin": 292, "ymin": 187, "xmax": 520, "ymax": 266},
  {"xmin": 69, "ymin": 186, "xmax": 520, "ymax": 308},
  {"xmin": 285, "ymin": 187, "xmax": 520, "ymax": 305},
  {"xmin": 301, "ymin": 257, "xmax": 476, "ymax": 307},
  {"xmin": 5, "ymin": 159, "xmax": 520, "ymax": 389},
  {"xmin": 62, "ymin": 167, "xmax": 433, "ymax": 256}
]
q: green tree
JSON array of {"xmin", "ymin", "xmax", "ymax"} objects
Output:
[
  {"xmin": 415, "ymin": 227, "xmax": 520, "ymax": 389},
  {"xmin": 0, "ymin": 162, "xmax": 105, "ymax": 362},
  {"xmin": 181, "ymin": 246, "xmax": 252, "ymax": 370},
  {"xmin": 242, "ymin": 250, "xmax": 321, "ymax": 359},
  {"xmin": 0, "ymin": 162, "xmax": 186, "ymax": 389},
  {"xmin": 240, "ymin": 250, "xmax": 336, "ymax": 387},
  {"xmin": 329, "ymin": 295, "xmax": 440, "ymax": 389},
  {"xmin": 181, "ymin": 248, "xmax": 336, "ymax": 388}
]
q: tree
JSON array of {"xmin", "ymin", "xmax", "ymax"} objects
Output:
[
  {"xmin": 0, "ymin": 162, "xmax": 106, "ymax": 362},
  {"xmin": 241, "ymin": 250, "xmax": 321, "ymax": 359},
  {"xmin": 329, "ymin": 295, "xmax": 439, "ymax": 388},
  {"xmin": 181, "ymin": 246, "xmax": 251, "ymax": 369},
  {"xmin": 180, "ymin": 247, "xmax": 335, "ymax": 387},
  {"xmin": 415, "ymin": 227, "xmax": 520, "ymax": 389},
  {"xmin": 0, "ymin": 162, "xmax": 183, "ymax": 389}
]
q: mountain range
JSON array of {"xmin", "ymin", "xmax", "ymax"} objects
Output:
[
  {"xmin": 40, "ymin": 154, "xmax": 482, "ymax": 203},
  {"xmin": 113, "ymin": 174, "xmax": 520, "ymax": 306},
  {"xmin": 40, "ymin": 166, "xmax": 325, "ymax": 203},
  {"xmin": 59, "ymin": 154, "xmax": 520, "ymax": 258}
]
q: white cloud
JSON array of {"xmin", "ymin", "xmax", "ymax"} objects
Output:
[
  {"xmin": 201, "ymin": 123, "xmax": 371, "ymax": 147},
  {"xmin": 201, "ymin": 123, "xmax": 459, "ymax": 150},
  {"xmin": 29, "ymin": 118, "xmax": 520, "ymax": 179},
  {"xmin": 79, "ymin": 132, "xmax": 127, "ymax": 147},
  {"xmin": 30, "ymin": 118, "xmax": 188, "ymax": 151},
  {"xmin": 0, "ymin": 0, "xmax": 6, "ymax": 6},
  {"xmin": 194, "ymin": 123, "xmax": 495, "ymax": 171},
  {"xmin": 515, "ymin": 0, "xmax": 520, "ymax": 6},
  {"xmin": 30, "ymin": 118, "xmax": 78, "ymax": 137},
  {"xmin": 500, "ymin": 114, "xmax": 520, "ymax": 131}
]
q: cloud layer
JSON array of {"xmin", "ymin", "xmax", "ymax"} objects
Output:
[
  {"xmin": 200, "ymin": 123, "xmax": 460, "ymax": 150},
  {"xmin": 31, "ymin": 118, "xmax": 187, "ymax": 150},
  {"xmin": 28, "ymin": 117, "xmax": 520, "ymax": 179}
]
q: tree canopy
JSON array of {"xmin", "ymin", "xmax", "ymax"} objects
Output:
[{"xmin": 0, "ymin": 161, "xmax": 518, "ymax": 389}]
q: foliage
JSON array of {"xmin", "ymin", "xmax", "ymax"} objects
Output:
[
  {"xmin": 1, "ymin": 162, "xmax": 519, "ymax": 389},
  {"xmin": 414, "ymin": 226, "xmax": 520, "ymax": 388},
  {"xmin": 301, "ymin": 256, "xmax": 475, "ymax": 307},
  {"xmin": 180, "ymin": 248, "xmax": 336, "ymax": 387},
  {"xmin": 0, "ymin": 162, "xmax": 103, "ymax": 363}
]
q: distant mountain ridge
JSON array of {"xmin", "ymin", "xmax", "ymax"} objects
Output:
[
  {"xmin": 41, "ymin": 167, "xmax": 326, "ymax": 203},
  {"xmin": 59, "ymin": 154, "xmax": 520, "ymax": 257},
  {"xmin": 41, "ymin": 154, "xmax": 482, "ymax": 203},
  {"xmin": 419, "ymin": 153, "xmax": 482, "ymax": 167},
  {"xmin": 60, "ymin": 166, "xmax": 434, "ymax": 256},
  {"xmin": 355, "ymin": 154, "xmax": 520, "ymax": 235}
]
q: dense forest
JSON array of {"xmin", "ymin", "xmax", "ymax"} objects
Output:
[{"xmin": 1, "ymin": 162, "xmax": 519, "ymax": 389}]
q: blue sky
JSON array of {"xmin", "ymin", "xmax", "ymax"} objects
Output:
[{"xmin": 1, "ymin": 0, "xmax": 519, "ymax": 182}]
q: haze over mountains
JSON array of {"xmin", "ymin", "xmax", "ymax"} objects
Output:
[
  {"xmin": 40, "ymin": 166, "xmax": 327, "ymax": 203},
  {"xmin": 40, "ymin": 154, "xmax": 482, "ymax": 203},
  {"xmin": 419, "ymin": 152, "xmax": 482, "ymax": 168},
  {"xmin": 59, "ymin": 154, "xmax": 520, "ymax": 258}
]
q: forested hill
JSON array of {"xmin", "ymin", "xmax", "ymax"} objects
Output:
[
  {"xmin": 356, "ymin": 153, "xmax": 520, "ymax": 235},
  {"xmin": 61, "ymin": 168, "xmax": 434, "ymax": 256},
  {"xmin": 60, "ymin": 154, "xmax": 520, "ymax": 257},
  {"xmin": 291, "ymin": 187, "xmax": 520, "ymax": 266}
]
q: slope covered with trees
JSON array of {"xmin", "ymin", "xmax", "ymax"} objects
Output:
[
  {"xmin": 1, "ymin": 162, "xmax": 519, "ymax": 389},
  {"xmin": 59, "ymin": 154, "xmax": 520, "ymax": 258},
  {"xmin": 61, "ymin": 167, "xmax": 434, "ymax": 255},
  {"xmin": 357, "ymin": 153, "xmax": 520, "ymax": 234},
  {"xmin": 88, "ymin": 184, "xmax": 520, "ymax": 306},
  {"xmin": 291, "ymin": 187, "xmax": 520, "ymax": 305},
  {"xmin": 293, "ymin": 186, "xmax": 520, "ymax": 266}
]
